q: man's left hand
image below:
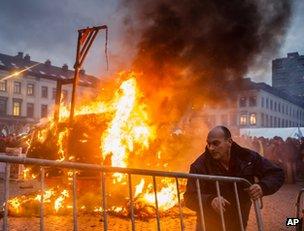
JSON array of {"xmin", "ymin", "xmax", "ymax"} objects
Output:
[{"xmin": 244, "ymin": 184, "xmax": 263, "ymax": 200}]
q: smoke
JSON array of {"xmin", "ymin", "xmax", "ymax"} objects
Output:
[{"xmin": 121, "ymin": 0, "xmax": 292, "ymax": 105}]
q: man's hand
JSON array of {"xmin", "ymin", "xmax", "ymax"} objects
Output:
[
  {"xmin": 211, "ymin": 196, "xmax": 231, "ymax": 213},
  {"xmin": 244, "ymin": 184, "xmax": 263, "ymax": 200}
]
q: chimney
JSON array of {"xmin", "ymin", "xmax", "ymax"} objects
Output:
[
  {"xmin": 80, "ymin": 69, "xmax": 85, "ymax": 75},
  {"xmin": 24, "ymin": 54, "xmax": 31, "ymax": 62},
  {"xmin": 45, "ymin": 59, "xmax": 51, "ymax": 67},
  {"xmin": 287, "ymin": 52, "xmax": 299, "ymax": 59},
  {"xmin": 16, "ymin": 52, "xmax": 23, "ymax": 59},
  {"xmin": 62, "ymin": 64, "xmax": 68, "ymax": 72}
]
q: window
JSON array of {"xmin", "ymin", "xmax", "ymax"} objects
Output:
[
  {"xmin": 0, "ymin": 80, "xmax": 7, "ymax": 92},
  {"xmin": 270, "ymin": 116, "xmax": 273, "ymax": 127},
  {"xmin": 0, "ymin": 97, "xmax": 7, "ymax": 115},
  {"xmin": 261, "ymin": 97, "xmax": 264, "ymax": 108},
  {"xmin": 282, "ymin": 119, "xmax": 285, "ymax": 127},
  {"xmin": 286, "ymin": 105, "xmax": 288, "ymax": 114},
  {"xmin": 278, "ymin": 118, "xmax": 281, "ymax": 127},
  {"xmin": 278, "ymin": 103, "xmax": 281, "ymax": 113},
  {"xmin": 41, "ymin": 86, "xmax": 48, "ymax": 98},
  {"xmin": 41, "ymin": 104, "xmax": 48, "ymax": 118},
  {"xmin": 249, "ymin": 96, "xmax": 257, "ymax": 107},
  {"xmin": 274, "ymin": 102, "xmax": 277, "ymax": 111},
  {"xmin": 297, "ymin": 109, "xmax": 299, "ymax": 119},
  {"xmin": 239, "ymin": 97, "xmax": 246, "ymax": 107},
  {"xmin": 270, "ymin": 100, "xmax": 273, "ymax": 110},
  {"xmin": 282, "ymin": 104, "xmax": 284, "ymax": 114},
  {"xmin": 27, "ymin": 103, "xmax": 34, "ymax": 118},
  {"xmin": 62, "ymin": 90, "xmax": 68, "ymax": 102},
  {"xmin": 14, "ymin": 81, "xmax": 21, "ymax": 94},
  {"xmin": 27, "ymin": 83, "xmax": 35, "ymax": 96},
  {"xmin": 52, "ymin": 88, "xmax": 57, "ymax": 100},
  {"xmin": 285, "ymin": 105, "xmax": 287, "ymax": 114},
  {"xmin": 266, "ymin": 98, "xmax": 269, "ymax": 109},
  {"xmin": 250, "ymin": 113, "xmax": 256, "ymax": 125},
  {"xmin": 261, "ymin": 113, "xmax": 264, "ymax": 126},
  {"xmin": 13, "ymin": 100, "xmax": 21, "ymax": 116},
  {"xmin": 240, "ymin": 114, "xmax": 247, "ymax": 125},
  {"xmin": 265, "ymin": 115, "xmax": 269, "ymax": 127}
]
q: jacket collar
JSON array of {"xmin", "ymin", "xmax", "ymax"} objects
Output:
[{"xmin": 205, "ymin": 141, "xmax": 249, "ymax": 174}]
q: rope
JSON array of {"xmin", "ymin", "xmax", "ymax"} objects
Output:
[{"xmin": 105, "ymin": 27, "xmax": 109, "ymax": 71}]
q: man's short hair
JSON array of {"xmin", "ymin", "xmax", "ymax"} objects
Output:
[{"xmin": 217, "ymin": 126, "xmax": 232, "ymax": 139}]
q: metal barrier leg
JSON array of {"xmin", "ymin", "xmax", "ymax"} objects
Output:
[
  {"xmin": 3, "ymin": 163, "xmax": 10, "ymax": 231},
  {"xmin": 72, "ymin": 170, "xmax": 78, "ymax": 231},
  {"xmin": 101, "ymin": 172, "xmax": 108, "ymax": 231},
  {"xmin": 296, "ymin": 189, "xmax": 304, "ymax": 218},
  {"xmin": 152, "ymin": 176, "xmax": 161, "ymax": 231},
  {"xmin": 253, "ymin": 200, "xmax": 264, "ymax": 231},
  {"xmin": 196, "ymin": 179, "xmax": 206, "ymax": 231},
  {"xmin": 302, "ymin": 191, "xmax": 304, "ymax": 231},
  {"xmin": 215, "ymin": 181, "xmax": 226, "ymax": 231},
  {"xmin": 40, "ymin": 167, "xmax": 45, "ymax": 231},
  {"xmin": 128, "ymin": 174, "xmax": 135, "ymax": 231},
  {"xmin": 233, "ymin": 182, "xmax": 244, "ymax": 231},
  {"xmin": 175, "ymin": 177, "xmax": 185, "ymax": 231}
]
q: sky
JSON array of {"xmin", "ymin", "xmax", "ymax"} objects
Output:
[{"xmin": 0, "ymin": 0, "xmax": 303, "ymax": 84}]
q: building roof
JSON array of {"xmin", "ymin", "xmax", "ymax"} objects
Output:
[
  {"xmin": 273, "ymin": 52, "xmax": 304, "ymax": 61},
  {"xmin": 239, "ymin": 78, "xmax": 304, "ymax": 108},
  {"xmin": 0, "ymin": 52, "xmax": 100, "ymax": 87}
]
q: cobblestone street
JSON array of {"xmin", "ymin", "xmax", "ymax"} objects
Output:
[{"xmin": 0, "ymin": 183, "xmax": 302, "ymax": 231}]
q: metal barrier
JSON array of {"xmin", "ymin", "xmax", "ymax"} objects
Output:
[
  {"xmin": 0, "ymin": 155, "xmax": 264, "ymax": 231},
  {"xmin": 296, "ymin": 188, "xmax": 304, "ymax": 231}
]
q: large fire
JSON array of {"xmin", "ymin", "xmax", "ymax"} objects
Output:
[{"xmin": 8, "ymin": 72, "xmax": 186, "ymax": 218}]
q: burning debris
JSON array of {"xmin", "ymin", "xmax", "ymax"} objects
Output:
[{"xmin": 8, "ymin": 72, "xmax": 190, "ymax": 219}]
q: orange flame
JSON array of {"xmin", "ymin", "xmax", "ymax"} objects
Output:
[
  {"xmin": 134, "ymin": 178, "xmax": 179, "ymax": 211},
  {"xmin": 100, "ymin": 75, "xmax": 156, "ymax": 183}
]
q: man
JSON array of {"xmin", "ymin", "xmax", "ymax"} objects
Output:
[{"xmin": 184, "ymin": 126, "xmax": 284, "ymax": 231}]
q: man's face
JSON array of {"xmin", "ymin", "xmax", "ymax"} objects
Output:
[{"xmin": 206, "ymin": 129, "xmax": 232, "ymax": 161}]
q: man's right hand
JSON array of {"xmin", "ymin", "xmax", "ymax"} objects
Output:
[{"xmin": 211, "ymin": 196, "xmax": 231, "ymax": 214}]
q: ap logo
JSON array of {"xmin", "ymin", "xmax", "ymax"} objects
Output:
[{"xmin": 286, "ymin": 218, "xmax": 300, "ymax": 226}]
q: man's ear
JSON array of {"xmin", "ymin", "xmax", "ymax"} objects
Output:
[{"xmin": 227, "ymin": 138, "xmax": 233, "ymax": 144}]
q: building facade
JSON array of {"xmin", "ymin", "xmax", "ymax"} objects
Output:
[
  {"xmin": 192, "ymin": 78, "xmax": 304, "ymax": 131},
  {"xmin": 0, "ymin": 52, "xmax": 99, "ymax": 135},
  {"xmin": 272, "ymin": 52, "xmax": 304, "ymax": 98}
]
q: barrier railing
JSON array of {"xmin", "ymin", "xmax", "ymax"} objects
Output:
[{"xmin": 0, "ymin": 155, "xmax": 264, "ymax": 231}]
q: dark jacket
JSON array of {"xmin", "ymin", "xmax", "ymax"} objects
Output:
[{"xmin": 184, "ymin": 142, "xmax": 285, "ymax": 231}]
